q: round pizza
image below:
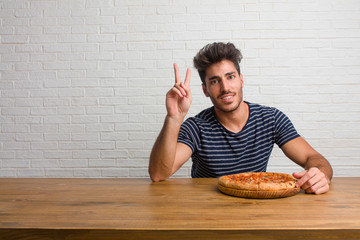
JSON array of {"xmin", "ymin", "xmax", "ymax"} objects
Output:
[{"xmin": 218, "ymin": 172, "xmax": 300, "ymax": 199}]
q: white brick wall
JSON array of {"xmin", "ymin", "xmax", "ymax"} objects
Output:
[{"xmin": 1, "ymin": 0, "xmax": 360, "ymax": 178}]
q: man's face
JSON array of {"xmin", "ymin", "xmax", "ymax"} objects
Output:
[{"xmin": 202, "ymin": 60, "xmax": 244, "ymax": 114}]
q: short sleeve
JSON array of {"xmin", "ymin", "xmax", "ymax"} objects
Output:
[
  {"xmin": 274, "ymin": 109, "xmax": 300, "ymax": 147},
  {"xmin": 177, "ymin": 118, "xmax": 200, "ymax": 153}
]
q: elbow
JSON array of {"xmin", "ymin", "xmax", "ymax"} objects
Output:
[
  {"xmin": 150, "ymin": 175, "xmax": 163, "ymax": 182},
  {"xmin": 149, "ymin": 169, "xmax": 169, "ymax": 182},
  {"xmin": 150, "ymin": 174, "xmax": 167, "ymax": 182}
]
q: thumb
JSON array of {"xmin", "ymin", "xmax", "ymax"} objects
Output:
[{"xmin": 293, "ymin": 170, "xmax": 307, "ymax": 179}]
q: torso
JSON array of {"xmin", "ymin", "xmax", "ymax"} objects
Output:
[{"xmin": 177, "ymin": 102, "xmax": 300, "ymax": 178}]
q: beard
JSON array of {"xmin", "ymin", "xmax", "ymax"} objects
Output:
[{"xmin": 209, "ymin": 90, "xmax": 243, "ymax": 114}]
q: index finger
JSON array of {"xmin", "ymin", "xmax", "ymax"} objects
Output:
[
  {"xmin": 296, "ymin": 170, "xmax": 315, "ymax": 188},
  {"xmin": 173, "ymin": 63, "xmax": 181, "ymax": 84},
  {"xmin": 184, "ymin": 67, "xmax": 191, "ymax": 87}
]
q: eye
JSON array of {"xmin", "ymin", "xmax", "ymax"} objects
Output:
[
  {"xmin": 228, "ymin": 75, "xmax": 235, "ymax": 80},
  {"xmin": 210, "ymin": 79, "xmax": 219, "ymax": 85}
]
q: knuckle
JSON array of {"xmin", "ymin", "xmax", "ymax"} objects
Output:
[
  {"xmin": 301, "ymin": 182, "xmax": 310, "ymax": 190},
  {"xmin": 309, "ymin": 168, "xmax": 318, "ymax": 175},
  {"xmin": 303, "ymin": 172, "xmax": 312, "ymax": 180},
  {"xmin": 309, "ymin": 186, "xmax": 317, "ymax": 193},
  {"xmin": 305, "ymin": 188, "xmax": 313, "ymax": 194}
]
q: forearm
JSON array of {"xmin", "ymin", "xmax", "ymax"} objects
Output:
[{"xmin": 149, "ymin": 115, "xmax": 183, "ymax": 182}]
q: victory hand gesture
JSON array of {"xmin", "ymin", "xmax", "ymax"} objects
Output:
[{"xmin": 166, "ymin": 63, "xmax": 192, "ymax": 120}]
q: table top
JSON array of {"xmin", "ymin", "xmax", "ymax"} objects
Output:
[{"xmin": 1, "ymin": 177, "xmax": 359, "ymax": 232}]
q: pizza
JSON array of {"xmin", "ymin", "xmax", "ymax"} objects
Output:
[{"xmin": 218, "ymin": 172, "xmax": 300, "ymax": 199}]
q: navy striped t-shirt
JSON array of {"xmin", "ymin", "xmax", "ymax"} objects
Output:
[{"xmin": 177, "ymin": 102, "xmax": 300, "ymax": 178}]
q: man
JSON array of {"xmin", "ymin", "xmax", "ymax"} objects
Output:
[{"xmin": 149, "ymin": 42, "xmax": 332, "ymax": 194}]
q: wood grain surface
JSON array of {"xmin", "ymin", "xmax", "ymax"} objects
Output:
[{"xmin": 0, "ymin": 177, "xmax": 359, "ymax": 239}]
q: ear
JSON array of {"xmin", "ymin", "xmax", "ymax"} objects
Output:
[
  {"xmin": 202, "ymin": 83, "xmax": 209, "ymax": 97},
  {"xmin": 240, "ymin": 73, "xmax": 244, "ymax": 88}
]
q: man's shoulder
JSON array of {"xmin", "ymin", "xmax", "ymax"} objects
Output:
[
  {"xmin": 248, "ymin": 101, "xmax": 277, "ymax": 115},
  {"xmin": 247, "ymin": 102, "xmax": 289, "ymax": 125},
  {"xmin": 188, "ymin": 106, "xmax": 215, "ymax": 121},
  {"xmin": 182, "ymin": 107, "xmax": 215, "ymax": 128}
]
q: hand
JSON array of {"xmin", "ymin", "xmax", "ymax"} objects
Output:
[
  {"xmin": 166, "ymin": 63, "xmax": 192, "ymax": 120},
  {"xmin": 293, "ymin": 167, "xmax": 330, "ymax": 195}
]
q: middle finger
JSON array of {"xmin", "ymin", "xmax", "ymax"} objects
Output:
[{"xmin": 173, "ymin": 63, "xmax": 181, "ymax": 84}]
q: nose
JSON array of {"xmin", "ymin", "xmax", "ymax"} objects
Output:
[{"xmin": 220, "ymin": 78, "xmax": 230, "ymax": 92}]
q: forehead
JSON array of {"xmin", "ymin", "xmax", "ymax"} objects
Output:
[{"xmin": 205, "ymin": 60, "xmax": 237, "ymax": 80}]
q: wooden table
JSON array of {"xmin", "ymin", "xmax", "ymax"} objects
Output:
[{"xmin": 0, "ymin": 178, "xmax": 359, "ymax": 240}]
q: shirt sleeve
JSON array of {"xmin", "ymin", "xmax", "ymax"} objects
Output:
[
  {"xmin": 273, "ymin": 109, "xmax": 300, "ymax": 148},
  {"xmin": 177, "ymin": 118, "xmax": 200, "ymax": 153}
]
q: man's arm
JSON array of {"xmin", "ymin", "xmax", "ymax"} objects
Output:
[
  {"xmin": 281, "ymin": 137, "xmax": 333, "ymax": 194},
  {"xmin": 148, "ymin": 64, "xmax": 192, "ymax": 182},
  {"xmin": 149, "ymin": 116, "xmax": 192, "ymax": 182}
]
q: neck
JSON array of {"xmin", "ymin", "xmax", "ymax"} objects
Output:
[{"xmin": 214, "ymin": 101, "xmax": 249, "ymax": 133}]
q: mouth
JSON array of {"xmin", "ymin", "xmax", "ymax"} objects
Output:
[{"xmin": 219, "ymin": 93, "xmax": 235, "ymax": 103}]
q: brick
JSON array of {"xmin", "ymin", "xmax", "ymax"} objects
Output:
[
  {"xmin": 116, "ymin": 141, "xmax": 144, "ymax": 149},
  {"xmin": 44, "ymin": 44, "xmax": 72, "ymax": 53},
  {"xmin": 101, "ymin": 150, "xmax": 128, "ymax": 159},
  {"xmin": 102, "ymin": 168, "xmax": 129, "ymax": 177},
  {"xmin": 44, "ymin": 133, "xmax": 71, "ymax": 141},
  {"xmin": 3, "ymin": 159, "xmax": 30, "ymax": 168},
  {"xmin": 58, "ymin": 88, "xmax": 83, "ymax": 97},
  {"xmin": 102, "ymin": 8, "xmax": 127, "ymax": 16},
  {"xmin": 72, "ymin": 133, "xmax": 99, "ymax": 141},
  {"xmin": 31, "ymin": 35, "xmax": 60, "ymax": 44},
  {"xmin": 86, "ymin": 123, "xmax": 114, "ymax": 132},
  {"xmin": 46, "ymin": 169, "xmax": 74, "ymax": 177},
  {"xmin": 3, "ymin": 18, "xmax": 29, "ymax": 27},
  {"xmin": 0, "ymin": 151, "xmax": 15, "ymax": 158},
  {"xmin": 86, "ymin": 106, "xmax": 114, "ymax": 114},
  {"xmin": 44, "ymin": 116, "xmax": 71, "ymax": 124},
  {"xmin": 16, "ymin": 116, "xmax": 42, "ymax": 124},
  {"xmin": 87, "ymin": 141, "xmax": 115, "ymax": 150},
  {"xmin": 0, "ymin": 169, "xmax": 16, "ymax": 177},
  {"xmin": 59, "ymin": 142, "xmax": 86, "ymax": 150},
  {"xmin": 1, "ymin": 35, "xmax": 29, "ymax": 44},
  {"xmin": 31, "ymin": 17, "xmax": 57, "ymax": 26},
  {"xmin": 58, "ymin": 34, "xmax": 87, "ymax": 43},
  {"xmin": 45, "ymin": 151, "xmax": 72, "ymax": 159},
  {"xmin": 0, "ymin": 26, "xmax": 14, "ymax": 34},
  {"xmin": 89, "ymin": 159, "xmax": 116, "ymax": 168},
  {"xmin": 71, "ymin": 116, "xmax": 99, "ymax": 124},
  {"xmin": 59, "ymin": 159, "xmax": 88, "ymax": 168},
  {"xmin": 101, "ymin": 132, "xmax": 128, "ymax": 141},
  {"xmin": 17, "ymin": 168, "xmax": 45, "ymax": 177},
  {"xmin": 86, "ymin": 0, "xmax": 114, "ymax": 8},
  {"xmin": 128, "ymin": 6, "xmax": 156, "ymax": 15},
  {"xmin": 72, "ymin": 25, "xmax": 99, "ymax": 34},
  {"xmin": 74, "ymin": 168, "xmax": 101, "ymax": 177},
  {"xmin": 101, "ymin": 25, "xmax": 127, "ymax": 33},
  {"xmin": 129, "ymin": 168, "xmax": 149, "ymax": 178},
  {"xmin": 3, "ymin": 142, "xmax": 29, "ymax": 150},
  {"xmin": 2, "ymin": 124, "xmax": 28, "ymax": 133},
  {"xmin": 44, "ymin": 9, "xmax": 71, "ymax": 17},
  {"xmin": 85, "ymin": 88, "xmax": 114, "ymax": 97},
  {"xmin": 88, "ymin": 34, "xmax": 115, "ymax": 43},
  {"xmin": 71, "ymin": 43, "xmax": 98, "ymax": 52},
  {"xmin": 117, "ymin": 159, "xmax": 147, "ymax": 167},
  {"xmin": 31, "ymin": 142, "xmax": 58, "ymax": 150},
  {"xmin": 57, "ymin": 17, "xmax": 84, "ymax": 25}
]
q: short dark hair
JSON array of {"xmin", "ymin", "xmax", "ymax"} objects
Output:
[{"xmin": 193, "ymin": 42, "xmax": 243, "ymax": 84}]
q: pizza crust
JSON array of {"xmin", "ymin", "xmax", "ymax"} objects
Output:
[
  {"xmin": 218, "ymin": 172, "xmax": 300, "ymax": 199},
  {"xmin": 218, "ymin": 184, "xmax": 300, "ymax": 199}
]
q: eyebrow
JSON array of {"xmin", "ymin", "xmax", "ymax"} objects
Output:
[{"xmin": 207, "ymin": 72, "xmax": 236, "ymax": 81}]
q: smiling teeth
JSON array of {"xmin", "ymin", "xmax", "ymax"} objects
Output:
[{"xmin": 223, "ymin": 96, "xmax": 232, "ymax": 99}]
